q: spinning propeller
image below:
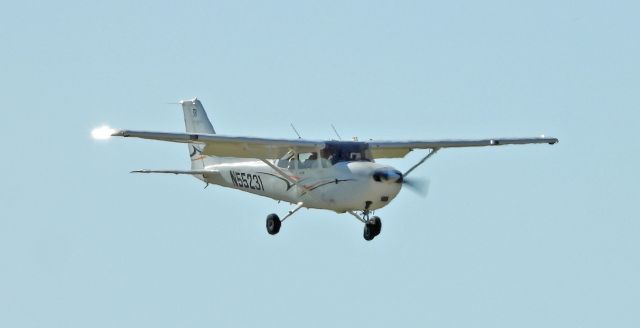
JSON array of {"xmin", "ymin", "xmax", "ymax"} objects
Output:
[
  {"xmin": 372, "ymin": 169, "xmax": 431, "ymax": 197},
  {"xmin": 402, "ymin": 176, "xmax": 431, "ymax": 197}
]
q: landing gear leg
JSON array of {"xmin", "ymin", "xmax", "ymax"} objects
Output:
[{"xmin": 266, "ymin": 202, "xmax": 304, "ymax": 236}]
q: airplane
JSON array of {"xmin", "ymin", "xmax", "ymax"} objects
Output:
[{"xmin": 92, "ymin": 98, "xmax": 558, "ymax": 241}]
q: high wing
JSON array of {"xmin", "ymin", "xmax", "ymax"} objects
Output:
[
  {"xmin": 112, "ymin": 129, "xmax": 324, "ymax": 159},
  {"xmin": 367, "ymin": 137, "xmax": 559, "ymax": 158},
  {"xmin": 111, "ymin": 129, "xmax": 557, "ymax": 160}
]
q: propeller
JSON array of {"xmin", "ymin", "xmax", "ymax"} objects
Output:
[
  {"xmin": 372, "ymin": 169, "xmax": 431, "ymax": 197},
  {"xmin": 402, "ymin": 177, "xmax": 431, "ymax": 197}
]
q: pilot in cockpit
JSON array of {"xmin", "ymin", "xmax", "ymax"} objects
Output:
[{"xmin": 300, "ymin": 153, "xmax": 318, "ymax": 169}]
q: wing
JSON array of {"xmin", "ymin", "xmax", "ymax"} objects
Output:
[
  {"xmin": 111, "ymin": 129, "xmax": 557, "ymax": 159},
  {"xmin": 111, "ymin": 129, "xmax": 324, "ymax": 159},
  {"xmin": 367, "ymin": 137, "xmax": 558, "ymax": 158}
]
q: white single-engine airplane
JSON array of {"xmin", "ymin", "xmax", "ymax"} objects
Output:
[{"xmin": 93, "ymin": 98, "xmax": 558, "ymax": 240}]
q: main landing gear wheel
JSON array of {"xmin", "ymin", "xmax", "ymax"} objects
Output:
[
  {"xmin": 266, "ymin": 214, "xmax": 281, "ymax": 235},
  {"xmin": 363, "ymin": 216, "xmax": 382, "ymax": 241}
]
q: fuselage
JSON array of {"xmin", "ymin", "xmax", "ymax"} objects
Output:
[{"xmin": 197, "ymin": 158, "xmax": 403, "ymax": 213}]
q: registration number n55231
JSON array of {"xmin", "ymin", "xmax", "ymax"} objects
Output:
[{"xmin": 230, "ymin": 171, "xmax": 264, "ymax": 191}]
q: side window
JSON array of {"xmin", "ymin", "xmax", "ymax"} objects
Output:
[
  {"xmin": 276, "ymin": 159, "xmax": 288, "ymax": 168},
  {"xmin": 288, "ymin": 157, "xmax": 297, "ymax": 169},
  {"xmin": 277, "ymin": 152, "xmax": 295, "ymax": 168},
  {"xmin": 297, "ymin": 152, "xmax": 319, "ymax": 169}
]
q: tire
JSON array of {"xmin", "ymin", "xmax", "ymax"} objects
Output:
[
  {"xmin": 371, "ymin": 216, "xmax": 382, "ymax": 236},
  {"xmin": 363, "ymin": 223, "xmax": 375, "ymax": 241},
  {"xmin": 266, "ymin": 214, "xmax": 281, "ymax": 235}
]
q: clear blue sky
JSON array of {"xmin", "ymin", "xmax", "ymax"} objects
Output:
[{"xmin": 1, "ymin": 1, "xmax": 638, "ymax": 327}]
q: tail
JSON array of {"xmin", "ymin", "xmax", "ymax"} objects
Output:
[{"xmin": 181, "ymin": 98, "xmax": 216, "ymax": 169}]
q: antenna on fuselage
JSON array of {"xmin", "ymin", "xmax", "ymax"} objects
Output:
[
  {"xmin": 290, "ymin": 123, "xmax": 302, "ymax": 139},
  {"xmin": 330, "ymin": 124, "xmax": 342, "ymax": 141}
]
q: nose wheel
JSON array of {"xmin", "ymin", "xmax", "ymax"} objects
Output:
[
  {"xmin": 363, "ymin": 216, "xmax": 382, "ymax": 241},
  {"xmin": 349, "ymin": 211, "xmax": 382, "ymax": 241}
]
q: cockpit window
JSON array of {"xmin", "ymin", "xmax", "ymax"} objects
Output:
[
  {"xmin": 275, "ymin": 143, "xmax": 372, "ymax": 169},
  {"xmin": 297, "ymin": 152, "xmax": 319, "ymax": 169},
  {"xmin": 276, "ymin": 151, "xmax": 322, "ymax": 170},
  {"xmin": 322, "ymin": 142, "xmax": 373, "ymax": 165},
  {"xmin": 276, "ymin": 151, "xmax": 295, "ymax": 169}
]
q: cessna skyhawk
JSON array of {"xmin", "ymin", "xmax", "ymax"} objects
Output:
[{"xmin": 92, "ymin": 98, "xmax": 558, "ymax": 240}]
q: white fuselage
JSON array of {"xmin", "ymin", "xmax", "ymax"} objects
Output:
[{"xmin": 197, "ymin": 158, "xmax": 403, "ymax": 213}]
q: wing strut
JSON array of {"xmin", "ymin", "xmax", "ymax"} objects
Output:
[
  {"xmin": 404, "ymin": 148, "xmax": 440, "ymax": 177},
  {"xmin": 259, "ymin": 159, "xmax": 299, "ymax": 186}
]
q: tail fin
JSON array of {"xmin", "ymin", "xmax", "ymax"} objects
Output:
[
  {"xmin": 181, "ymin": 98, "xmax": 215, "ymax": 134},
  {"xmin": 180, "ymin": 98, "xmax": 216, "ymax": 169}
]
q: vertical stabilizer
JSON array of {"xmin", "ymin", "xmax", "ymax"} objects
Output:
[
  {"xmin": 181, "ymin": 98, "xmax": 215, "ymax": 134},
  {"xmin": 180, "ymin": 98, "xmax": 216, "ymax": 169}
]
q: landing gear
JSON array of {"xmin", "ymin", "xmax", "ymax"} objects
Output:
[
  {"xmin": 266, "ymin": 214, "xmax": 281, "ymax": 235},
  {"xmin": 363, "ymin": 216, "xmax": 382, "ymax": 240},
  {"xmin": 265, "ymin": 202, "xmax": 304, "ymax": 236},
  {"xmin": 349, "ymin": 211, "xmax": 383, "ymax": 241}
]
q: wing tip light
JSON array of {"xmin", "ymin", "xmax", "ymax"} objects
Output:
[{"xmin": 91, "ymin": 125, "xmax": 119, "ymax": 140}]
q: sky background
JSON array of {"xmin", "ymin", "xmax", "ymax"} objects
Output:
[{"xmin": 1, "ymin": 1, "xmax": 639, "ymax": 327}]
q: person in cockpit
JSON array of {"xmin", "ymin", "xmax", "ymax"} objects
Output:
[{"xmin": 300, "ymin": 153, "xmax": 318, "ymax": 169}]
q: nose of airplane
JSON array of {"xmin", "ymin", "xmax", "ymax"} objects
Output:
[
  {"xmin": 340, "ymin": 162, "xmax": 403, "ymax": 211},
  {"xmin": 372, "ymin": 168, "xmax": 404, "ymax": 184}
]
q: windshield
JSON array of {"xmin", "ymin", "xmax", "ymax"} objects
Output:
[
  {"xmin": 321, "ymin": 142, "xmax": 373, "ymax": 165},
  {"xmin": 274, "ymin": 142, "xmax": 373, "ymax": 169}
]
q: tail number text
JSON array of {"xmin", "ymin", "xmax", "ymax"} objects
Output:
[{"xmin": 230, "ymin": 171, "xmax": 264, "ymax": 191}]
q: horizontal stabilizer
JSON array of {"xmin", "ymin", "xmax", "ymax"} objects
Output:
[{"xmin": 131, "ymin": 169, "xmax": 219, "ymax": 176}]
